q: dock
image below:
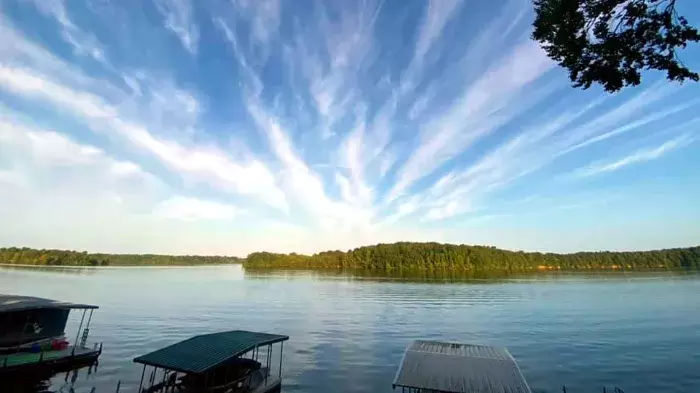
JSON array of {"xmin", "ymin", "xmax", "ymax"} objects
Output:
[{"xmin": 393, "ymin": 340, "xmax": 531, "ymax": 393}]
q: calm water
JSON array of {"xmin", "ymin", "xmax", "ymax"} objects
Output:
[{"xmin": 1, "ymin": 265, "xmax": 699, "ymax": 393}]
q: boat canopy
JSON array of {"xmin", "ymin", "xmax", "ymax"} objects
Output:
[
  {"xmin": 0, "ymin": 294, "xmax": 98, "ymax": 313},
  {"xmin": 393, "ymin": 340, "xmax": 531, "ymax": 393},
  {"xmin": 133, "ymin": 330, "xmax": 289, "ymax": 374}
]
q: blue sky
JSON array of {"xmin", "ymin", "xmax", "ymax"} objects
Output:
[{"xmin": 0, "ymin": 0, "xmax": 699, "ymax": 256}]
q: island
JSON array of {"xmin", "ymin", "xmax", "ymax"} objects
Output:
[{"xmin": 243, "ymin": 242, "xmax": 700, "ymax": 272}]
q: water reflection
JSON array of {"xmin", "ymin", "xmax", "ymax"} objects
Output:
[
  {"xmin": 0, "ymin": 266, "xmax": 698, "ymax": 393},
  {"xmin": 243, "ymin": 266, "xmax": 700, "ymax": 283},
  {"xmin": 0, "ymin": 265, "xmax": 99, "ymax": 276}
]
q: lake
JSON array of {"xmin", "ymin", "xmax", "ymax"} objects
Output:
[{"xmin": 1, "ymin": 265, "xmax": 699, "ymax": 393}]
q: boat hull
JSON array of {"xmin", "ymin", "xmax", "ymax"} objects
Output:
[{"xmin": 0, "ymin": 346, "xmax": 100, "ymax": 377}]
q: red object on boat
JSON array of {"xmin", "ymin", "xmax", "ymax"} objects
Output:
[{"xmin": 51, "ymin": 339, "xmax": 69, "ymax": 350}]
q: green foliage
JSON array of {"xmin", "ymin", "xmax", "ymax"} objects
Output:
[
  {"xmin": 532, "ymin": 0, "xmax": 699, "ymax": 92},
  {"xmin": 0, "ymin": 247, "xmax": 241, "ymax": 266},
  {"xmin": 244, "ymin": 242, "xmax": 700, "ymax": 272}
]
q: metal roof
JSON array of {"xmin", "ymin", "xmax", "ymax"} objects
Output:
[
  {"xmin": 0, "ymin": 294, "xmax": 98, "ymax": 313},
  {"xmin": 393, "ymin": 340, "xmax": 532, "ymax": 393},
  {"xmin": 133, "ymin": 330, "xmax": 289, "ymax": 374}
]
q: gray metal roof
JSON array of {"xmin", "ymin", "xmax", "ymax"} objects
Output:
[
  {"xmin": 0, "ymin": 294, "xmax": 98, "ymax": 312},
  {"xmin": 393, "ymin": 340, "xmax": 532, "ymax": 393},
  {"xmin": 133, "ymin": 330, "xmax": 289, "ymax": 374}
]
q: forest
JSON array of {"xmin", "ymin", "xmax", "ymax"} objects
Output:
[
  {"xmin": 0, "ymin": 247, "xmax": 241, "ymax": 266},
  {"xmin": 244, "ymin": 242, "xmax": 700, "ymax": 272}
]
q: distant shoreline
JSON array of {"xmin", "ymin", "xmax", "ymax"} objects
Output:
[
  {"xmin": 0, "ymin": 247, "xmax": 242, "ymax": 267},
  {"xmin": 0, "ymin": 262, "xmax": 241, "ymax": 269},
  {"xmin": 2, "ymin": 242, "xmax": 698, "ymax": 271}
]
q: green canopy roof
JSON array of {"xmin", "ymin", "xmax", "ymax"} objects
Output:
[
  {"xmin": 0, "ymin": 294, "xmax": 98, "ymax": 312},
  {"xmin": 133, "ymin": 330, "xmax": 288, "ymax": 374}
]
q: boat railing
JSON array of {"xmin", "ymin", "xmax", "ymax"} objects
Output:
[
  {"xmin": 561, "ymin": 386, "xmax": 625, "ymax": 392},
  {"xmin": 0, "ymin": 306, "xmax": 102, "ymax": 370},
  {"xmin": 0, "ymin": 342, "xmax": 103, "ymax": 370}
]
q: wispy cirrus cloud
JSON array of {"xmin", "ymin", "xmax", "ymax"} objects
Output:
[
  {"xmin": 388, "ymin": 39, "xmax": 555, "ymax": 202},
  {"xmin": 25, "ymin": 0, "xmax": 106, "ymax": 63},
  {"xmin": 0, "ymin": 65, "xmax": 287, "ymax": 211},
  {"xmin": 154, "ymin": 0, "xmax": 199, "ymax": 54},
  {"xmin": 573, "ymin": 134, "xmax": 697, "ymax": 178},
  {"xmin": 154, "ymin": 196, "xmax": 240, "ymax": 221}
]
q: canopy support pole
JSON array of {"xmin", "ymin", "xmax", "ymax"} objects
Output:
[
  {"xmin": 265, "ymin": 344, "xmax": 271, "ymax": 385},
  {"xmin": 149, "ymin": 366, "xmax": 157, "ymax": 388},
  {"xmin": 138, "ymin": 364, "xmax": 146, "ymax": 392},
  {"xmin": 278, "ymin": 341, "xmax": 283, "ymax": 378},
  {"xmin": 81, "ymin": 309, "xmax": 94, "ymax": 346},
  {"xmin": 72, "ymin": 309, "xmax": 86, "ymax": 355}
]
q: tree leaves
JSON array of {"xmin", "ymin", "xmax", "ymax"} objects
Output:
[{"xmin": 532, "ymin": 0, "xmax": 699, "ymax": 92}]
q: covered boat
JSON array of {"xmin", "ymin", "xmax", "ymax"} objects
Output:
[
  {"xmin": 134, "ymin": 330, "xmax": 289, "ymax": 393},
  {"xmin": 0, "ymin": 294, "xmax": 102, "ymax": 376}
]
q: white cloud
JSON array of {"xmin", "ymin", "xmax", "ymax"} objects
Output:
[
  {"xmin": 154, "ymin": 196, "xmax": 239, "ymax": 221},
  {"xmin": 296, "ymin": 1, "xmax": 382, "ymax": 138},
  {"xmin": 405, "ymin": 83, "xmax": 699, "ymax": 222},
  {"xmin": 26, "ymin": 0, "xmax": 106, "ymax": 63},
  {"xmin": 0, "ymin": 168, "xmax": 28, "ymax": 188},
  {"xmin": 0, "ymin": 117, "xmax": 151, "ymax": 182},
  {"xmin": 213, "ymin": 17, "xmax": 263, "ymax": 95},
  {"xmin": 413, "ymin": 0, "xmax": 462, "ymax": 65},
  {"xmin": 424, "ymin": 200, "xmax": 472, "ymax": 221},
  {"xmin": 154, "ymin": 0, "xmax": 199, "ymax": 54},
  {"xmin": 388, "ymin": 40, "xmax": 554, "ymax": 202},
  {"xmin": 246, "ymin": 98, "xmax": 376, "ymax": 231},
  {"xmin": 338, "ymin": 119, "xmax": 373, "ymax": 205},
  {"xmin": 231, "ymin": 0, "xmax": 281, "ymax": 45},
  {"xmin": 574, "ymin": 134, "xmax": 696, "ymax": 177},
  {"xmin": 0, "ymin": 65, "xmax": 288, "ymax": 211}
]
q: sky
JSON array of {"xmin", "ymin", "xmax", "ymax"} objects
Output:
[{"xmin": 0, "ymin": 0, "xmax": 699, "ymax": 256}]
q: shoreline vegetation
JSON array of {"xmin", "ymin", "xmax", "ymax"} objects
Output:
[
  {"xmin": 0, "ymin": 247, "xmax": 241, "ymax": 266},
  {"xmin": 1, "ymin": 243, "xmax": 698, "ymax": 272}
]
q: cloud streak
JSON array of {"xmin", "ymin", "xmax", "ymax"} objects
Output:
[
  {"xmin": 574, "ymin": 134, "xmax": 697, "ymax": 177},
  {"xmin": 155, "ymin": 0, "xmax": 199, "ymax": 54}
]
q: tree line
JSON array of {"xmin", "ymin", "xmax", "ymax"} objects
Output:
[
  {"xmin": 0, "ymin": 247, "xmax": 241, "ymax": 266},
  {"xmin": 244, "ymin": 242, "xmax": 700, "ymax": 272},
  {"xmin": 3, "ymin": 243, "xmax": 698, "ymax": 271}
]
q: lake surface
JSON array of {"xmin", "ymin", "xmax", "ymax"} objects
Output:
[{"xmin": 1, "ymin": 265, "xmax": 699, "ymax": 393}]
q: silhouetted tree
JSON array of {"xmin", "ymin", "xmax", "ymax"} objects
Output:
[{"xmin": 532, "ymin": 0, "xmax": 699, "ymax": 92}]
